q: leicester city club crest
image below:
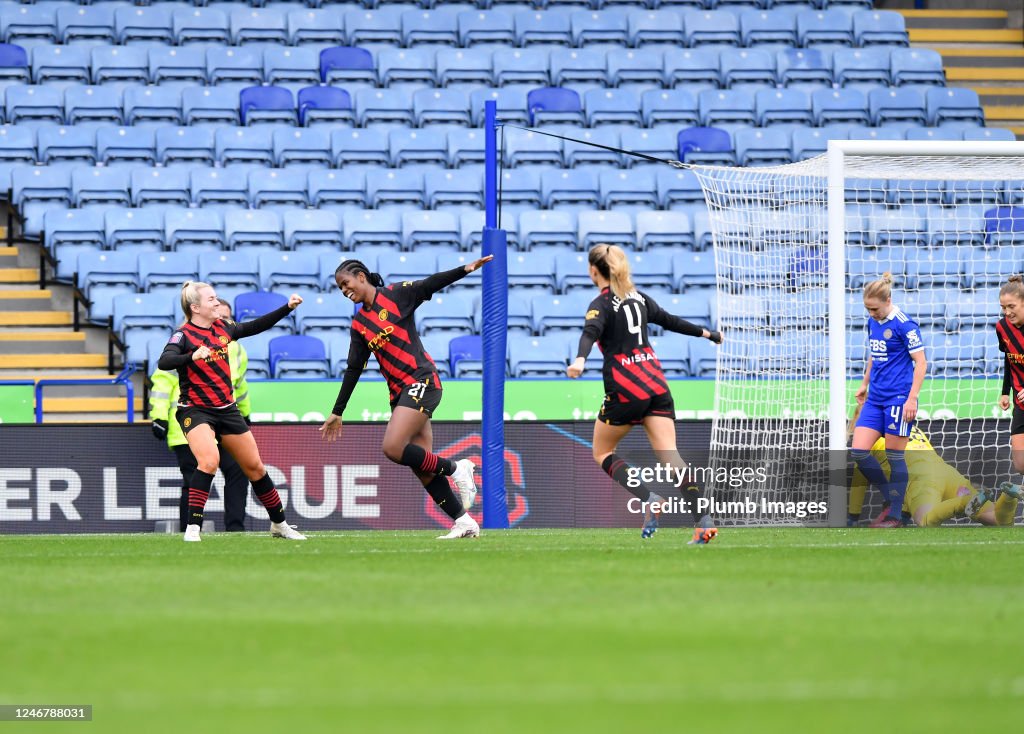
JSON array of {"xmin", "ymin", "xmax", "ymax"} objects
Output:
[{"xmin": 883, "ymin": 329, "xmax": 892, "ymax": 339}]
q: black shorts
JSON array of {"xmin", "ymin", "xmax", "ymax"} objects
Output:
[
  {"xmin": 176, "ymin": 403, "xmax": 250, "ymax": 437},
  {"xmin": 390, "ymin": 381, "xmax": 443, "ymax": 417},
  {"xmin": 599, "ymin": 391, "xmax": 675, "ymax": 427},
  {"xmin": 1012, "ymin": 405, "xmax": 1024, "ymax": 435}
]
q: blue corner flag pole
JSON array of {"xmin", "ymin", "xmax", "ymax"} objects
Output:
[{"xmin": 481, "ymin": 100, "xmax": 509, "ymax": 529}]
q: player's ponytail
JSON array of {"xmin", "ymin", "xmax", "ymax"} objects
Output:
[
  {"xmin": 180, "ymin": 280, "xmax": 211, "ymax": 322},
  {"xmin": 336, "ymin": 259, "xmax": 384, "ymax": 288},
  {"xmin": 1000, "ymin": 274, "xmax": 1024, "ymax": 302},
  {"xmin": 863, "ymin": 272, "xmax": 893, "ymax": 302},
  {"xmin": 589, "ymin": 244, "xmax": 634, "ymax": 301}
]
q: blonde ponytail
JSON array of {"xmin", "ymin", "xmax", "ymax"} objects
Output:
[
  {"xmin": 588, "ymin": 244, "xmax": 635, "ymax": 301},
  {"xmin": 863, "ymin": 272, "xmax": 893, "ymax": 303},
  {"xmin": 180, "ymin": 280, "xmax": 211, "ymax": 322}
]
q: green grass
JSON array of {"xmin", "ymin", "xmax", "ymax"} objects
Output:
[{"xmin": 2, "ymin": 529, "xmax": 1023, "ymax": 734}]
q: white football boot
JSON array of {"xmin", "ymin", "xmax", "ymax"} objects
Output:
[
  {"xmin": 437, "ymin": 513, "xmax": 480, "ymax": 540},
  {"xmin": 183, "ymin": 524, "xmax": 202, "ymax": 542},
  {"xmin": 451, "ymin": 458, "xmax": 478, "ymax": 510},
  {"xmin": 271, "ymin": 522, "xmax": 307, "ymax": 540}
]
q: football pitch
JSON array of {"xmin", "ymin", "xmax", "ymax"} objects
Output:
[{"xmin": 2, "ymin": 529, "xmax": 1022, "ymax": 733}]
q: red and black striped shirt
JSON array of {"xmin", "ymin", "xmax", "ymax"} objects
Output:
[
  {"xmin": 158, "ymin": 305, "xmax": 291, "ymax": 409},
  {"xmin": 996, "ymin": 317, "xmax": 1024, "ymax": 407},
  {"xmin": 333, "ymin": 267, "xmax": 468, "ymax": 415},
  {"xmin": 576, "ymin": 288, "xmax": 703, "ymax": 402}
]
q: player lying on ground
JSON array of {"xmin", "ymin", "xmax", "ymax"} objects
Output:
[
  {"xmin": 566, "ymin": 244, "xmax": 722, "ymax": 544},
  {"xmin": 319, "ymin": 256, "xmax": 491, "ymax": 540},
  {"xmin": 848, "ymin": 426, "xmax": 1020, "ymax": 527}
]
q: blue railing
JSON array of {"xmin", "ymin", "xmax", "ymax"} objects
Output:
[{"xmin": 34, "ymin": 364, "xmax": 137, "ymax": 424}]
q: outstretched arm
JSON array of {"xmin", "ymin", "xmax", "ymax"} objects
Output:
[
  {"xmin": 646, "ymin": 295, "xmax": 722, "ymax": 342},
  {"xmin": 225, "ymin": 295, "xmax": 302, "ymax": 340},
  {"xmin": 408, "ymin": 256, "xmax": 494, "ymax": 304}
]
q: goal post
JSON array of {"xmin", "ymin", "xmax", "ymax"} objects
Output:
[{"xmin": 690, "ymin": 139, "xmax": 1024, "ymax": 526}]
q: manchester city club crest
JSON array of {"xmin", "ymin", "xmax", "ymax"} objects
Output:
[
  {"xmin": 184, "ymin": 417, "xmax": 192, "ymax": 428},
  {"xmin": 378, "ymin": 309, "xmax": 389, "ymax": 322},
  {"xmin": 883, "ymin": 329, "xmax": 892, "ymax": 339}
]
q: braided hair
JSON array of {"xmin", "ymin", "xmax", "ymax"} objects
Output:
[{"xmin": 335, "ymin": 259, "xmax": 384, "ymax": 288}]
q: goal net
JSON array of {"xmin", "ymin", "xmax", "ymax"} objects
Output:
[{"xmin": 690, "ymin": 140, "xmax": 1024, "ymax": 526}]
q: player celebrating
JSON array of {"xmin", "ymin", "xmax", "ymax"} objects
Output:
[
  {"xmin": 851, "ymin": 273, "xmax": 927, "ymax": 528},
  {"xmin": 318, "ymin": 256, "xmax": 492, "ymax": 540},
  {"xmin": 995, "ymin": 274, "xmax": 1024, "ymax": 480},
  {"xmin": 158, "ymin": 281, "xmax": 306, "ymax": 542},
  {"xmin": 566, "ymin": 244, "xmax": 722, "ymax": 543},
  {"xmin": 848, "ymin": 426, "xmax": 1020, "ymax": 527}
]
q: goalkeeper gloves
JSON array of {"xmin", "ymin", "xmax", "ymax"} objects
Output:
[
  {"xmin": 708, "ymin": 330, "xmax": 723, "ymax": 344},
  {"xmin": 151, "ymin": 419, "xmax": 168, "ymax": 441}
]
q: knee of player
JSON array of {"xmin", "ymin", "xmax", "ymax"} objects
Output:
[
  {"xmin": 592, "ymin": 449, "xmax": 611, "ymax": 466},
  {"xmin": 1012, "ymin": 455, "xmax": 1024, "ymax": 474},
  {"xmin": 381, "ymin": 441, "xmax": 405, "ymax": 464},
  {"xmin": 197, "ymin": 458, "xmax": 220, "ymax": 474}
]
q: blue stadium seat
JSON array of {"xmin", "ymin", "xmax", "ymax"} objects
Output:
[
  {"xmin": 309, "ymin": 168, "xmax": 367, "ymax": 208},
  {"xmin": 367, "ymin": 168, "xmax": 424, "ymax": 208},
  {"xmin": 926, "ymin": 204, "xmax": 987, "ymax": 247},
  {"xmin": 656, "ymin": 169, "xmax": 704, "ymax": 210},
  {"xmin": 105, "ymin": 208, "xmax": 165, "ymax": 252},
  {"xmin": 777, "ymin": 48, "xmax": 832, "ymax": 87},
  {"xmin": 792, "ymin": 125, "xmax": 848, "ymax": 160},
  {"xmin": 797, "ymin": 9, "xmax": 853, "ymax": 46},
  {"xmin": 297, "ymin": 86, "xmax": 353, "ymax": 126},
  {"xmin": 215, "ymin": 125, "xmax": 275, "ymax": 167},
  {"xmin": 869, "ymin": 86, "xmax": 926, "ymax": 125},
  {"xmin": 156, "ymin": 127, "xmax": 213, "ymax": 167},
  {"xmin": 504, "ymin": 127, "xmax": 562, "ymax": 167},
  {"xmin": 173, "ymin": 7, "xmax": 229, "ymax": 46},
  {"xmin": 378, "ymin": 47, "xmax": 436, "ymax": 86},
  {"xmin": 458, "ymin": 9, "xmax": 515, "ymax": 46},
  {"xmin": 92, "ymin": 47, "xmax": 148, "ymax": 86},
  {"xmin": 0, "ymin": 43, "xmax": 29, "ymax": 82},
  {"xmin": 296, "ymin": 292, "xmax": 352, "ymax": 340},
  {"xmin": 0, "ymin": 125, "xmax": 35, "ymax": 167},
  {"xmin": 240, "ymin": 85, "xmax": 296, "ymax": 126},
  {"xmin": 377, "ymin": 251, "xmax": 437, "ymax": 283},
  {"xmin": 664, "ymin": 47, "xmax": 720, "ymax": 87},
  {"xmin": 1, "ymin": 5, "xmax": 57, "ymax": 44},
  {"xmin": 263, "ymin": 47, "xmax": 320, "ymax": 86},
  {"xmin": 259, "ymin": 251, "xmax": 320, "ymax": 291},
  {"xmin": 139, "ymin": 251, "xmax": 198, "ymax": 293},
  {"xmin": 449, "ymin": 334, "xmax": 483, "ymax": 378},
  {"xmin": 389, "ymin": 127, "xmax": 447, "ymax": 167},
  {"xmin": 584, "ymin": 88, "xmax": 641, "ymax": 127},
  {"xmin": 904, "ymin": 250, "xmax": 962, "ymax": 290},
  {"xmin": 148, "ymin": 47, "xmax": 206, "ymax": 86},
  {"xmin": 131, "ymin": 168, "xmax": 189, "ymax": 208},
  {"xmin": 183, "ymin": 86, "xmax": 241, "ymax": 126},
  {"xmin": 757, "ymin": 88, "xmax": 813, "ymax": 126},
  {"xmin": 57, "ymin": 5, "xmax": 114, "ymax": 44},
  {"xmin": 552, "ymin": 250, "xmax": 590, "ymax": 293},
  {"xmin": 518, "ymin": 210, "xmax": 577, "ymax": 250},
  {"xmin": 527, "ymin": 87, "xmax": 583, "ymax": 126},
  {"xmin": 231, "ymin": 8, "xmax": 287, "ymax": 45},
  {"xmin": 325, "ymin": 333, "xmax": 352, "ymax": 378},
  {"xmin": 425, "ymin": 168, "xmax": 483, "ymax": 210},
  {"xmin": 508, "ymin": 250, "xmax": 557, "ymax": 291},
  {"xmin": 578, "ymin": 210, "xmax": 634, "ymax": 250},
  {"xmin": 355, "ymin": 87, "xmax": 415, "ymax": 126},
  {"xmin": 605, "ymin": 49, "xmax": 660, "ymax": 88},
  {"xmin": 240, "ymin": 331, "xmax": 274, "ymax": 379},
  {"xmin": 402, "ymin": 8, "xmax": 459, "ymax": 47},
  {"xmin": 619, "ymin": 127, "xmax": 676, "ymax": 167},
  {"xmin": 115, "ymin": 5, "xmax": 173, "ymax": 45},
  {"xmin": 541, "ymin": 168, "xmax": 599, "ymax": 209},
  {"xmin": 72, "ymin": 167, "xmax": 130, "ymax": 208},
  {"xmin": 191, "ymin": 168, "xmax": 248, "ymax": 208},
  {"xmin": 834, "ymin": 47, "xmax": 891, "ymax": 87},
  {"xmin": 402, "ymin": 211, "xmax": 460, "ymax": 250},
  {"xmin": 599, "ymin": 168, "xmax": 658, "ymax": 210},
  {"xmin": 570, "ymin": 9, "xmax": 627, "ymax": 45},
  {"xmin": 637, "ymin": 210, "xmax": 695, "ymax": 251},
  {"xmin": 672, "ymin": 251, "xmax": 717, "ymax": 291},
  {"xmin": 235, "ymin": 292, "xmax": 293, "ymax": 339},
  {"xmin": 944, "ymin": 289, "xmax": 999, "ymax": 331},
  {"xmin": 412, "ymin": 87, "xmax": 470, "ymax": 127},
  {"xmin": 418, "ymin": 294, "xmax": 475, "ymax": 336},
  {"xmin": 284, "ymin": 210, "xmax": 342, "ymax": 250},
  {"xmin": 31, "ymin": 44, "xmax": 90, "ymax": 83},
  {"xmin": 65, "ymin": 85, "xmax": 122, "ymax": 126},
  {"xmin": 736, "ymin": 128, "xmax": 792, "ymax": 166},
  {"xmin": 689, "ymin": 337, "xmax": 720, "ymax": 377},
  {"xmin": 812, "ymin": 87, "xmax": 869, "ymax": 126},
  {"xmin": 641, "ymin": 89, "xmax": 698, "ymax": 128},
  {"xmin": 905, "ymin": 127, "xmax": 962, "ymax": 142},
  {"xmin": 698, "ymin": 89, "xmax": 756, "ymax": 127},
  {"xmin": 686, "ymin": 10, "xmax": 741, "ymax": 46},
  {"xmin": 628, "ymin": 9, "xmax": 685, "ymax": 46},
  {"xmin": 226, "ymin": 210, "xmax": 283, "ymax": 250},
  {"xmin": 646, "ymin": 334, "xmax": 689, "ymax": 377},
  {"xmin": 927, "ymin": 332, "xmax": 984, "ymax": 378},
  {"xmin": 721, "ymin": 48, "xmax": 776, "ymax": 87},
  {"xmin": 926, "ymin": 87, "xmax": 983, "ymax": 126},
  {"xmin": 963, "ymin": 127, "xmax": 1018, "ymax": 143},
  {"xmin": 345, "ymin": 209, "xmax": 402, "ymax": 248},
  {"xmin": 269, "ymin": 335, "xmax": 329, "ymax": 378},
  {"xmin": 891, "ymin": 48, "xmax": 945, "ymax": 87},
  {"xmin": 250, "ymin": 168, "xmax": 308, "ymax": 209},
  {"xmin": 985, "ymin": 206, "xmax": 1024, "ymax": 247},
  {"xmin": 45, "ymin": 208, "xmax": 105, "ymax": 251},
  {"xmin": 446, "ymin": 127, "xmax": 486, "ymax": 167},
  {"xmin": 6, "ymin": 85, "xmax": 63, "ymax": 124},
  {"xmin": 77, "ymin": 250, "xmax": 139, "ymax": 294},
  {"xmin": 36, "ymin": 125, "xmax": 95, "ymax": 165},
  {"xmin": 165, "ymin": 209, "xmax": 225, "ymax": 254},
  {"xmin": 493, "ymin": 47, "xmax": 550, "ymax": 86},
  {"xmin": 207, "ymin": 48, "xmax": 263, "ymax": 86},
  {"xmin": 273, "ymin": 127, "xmax": 330, "ymax": 167},
  {"xmin": 344, "ymin": 7, "xmax": 404, "ymax": 46},
  {"xmin": 550, "ymin": 48, "xmax": 606, "ymax": 86},
  {"xmin": 870, "ymin": 205, "xmax": 928, "ymax": 247},
  {"xmin": 319, "ymin": 46, "xmax": 376, "ymax": 86},
  {"xmin": 942, "ymin": 174, "xmax": 1003, "ymax": 205},
  {"xmin": 740, "ymin": 9, "xmax": 797, "ymax": 47},
  {"xmin": 677, "ymin": 127, "xmax": 735, "ymax": 166},
  {"xmin": 435, "ymin": 48, "xmax": 492, "ymax": 87},
  {"xmin": 560, "ymin": 127, "xmax": 620, "ymax": 168},
  {"xmin": 470, "ymin": 88, "xmax": 529, "ymax": 126},
  {"xmin": 532, "ymin": 291, "xmax": 594, "ymax": 335},
  {"xmin": 13, "ymin": 164, "xmax": 72, "ymax": 208},
  {"xmin": 964, "ymin": 243, "xmax": 1024, "ymax": 289},
  {"xmin": 508, "ymin": 334, "xmax": 570, "ymax": 377},
  {"xmin": 288, "ymin": 8, "xmax": 344, "ymax": 46},
  {"xmin": 498, "ymin": 168, "xmax": 543, "ymax": 208},
  {"xmin": 514, "ymin": 9, "xmax": 572, "ymax": 46},
  {"xmin": 853, "ymin": 10, "xmax": 909, "ymax": 46},
  {"xmin": 200, "ymin": 251, "xmax": 260, "ymax": 290}
]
